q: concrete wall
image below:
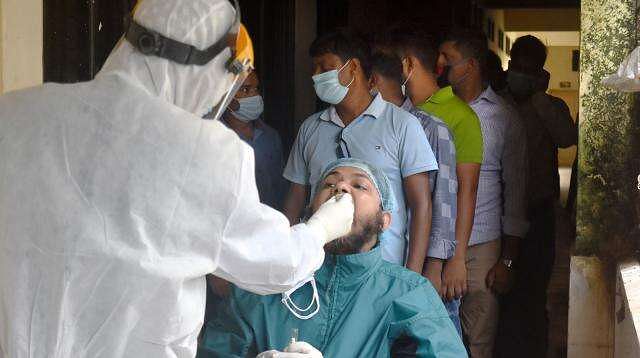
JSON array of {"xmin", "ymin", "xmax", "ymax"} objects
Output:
[
  {"xmin": 503, "ymin": 8, "xmax": 580, "ymax": 32},
  {"xmin": 0, "ymin": 0, "xmax": 43, "ymax": 94},
  {"xmin": 615, "ymin": 261, "xmax": 640, "ymax": 358},
  {"xmin": 0, "ymin": 1, "xmax": 3, "ymax": 94},
  {"xmin": 568, "ymin": 257, "xmax": 614, "ymax": 357},
  {"xmin": 550, "ymin": 89, "xmax": 578, "ymax": 167},
  {"xmin": 484, "ymin": 9, "xmax": 508, "ymax": 69},
  {"xmin": 546, "ymin": 46, "xmax": 580, "ymax": 91},
  {"xmin": 568, "ymin": 0, "xmax": 640, "ymax": 356},
  {"xmin": 546, "ymin": 46, "xmax": 580, "ymax": 167},
  {"xmin": 577, "ymin": 0, "xmax": 637, "ymax": 256}
]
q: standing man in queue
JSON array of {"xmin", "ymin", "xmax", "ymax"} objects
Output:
[
  {"xmin": 438, "ymin": 29, "xmax": 529, "ymax": 358},
  {"xmin": 0, "ymin": 0, "xmax": 354, "ymax": 357},
  {"xmin": 207, "ymin": 70, "xmax": 287, "ymax": 210},
  {"xmin": 203, "ymin": 69, "xmax": 288, "ymax": 310},
  {"xmin": 282, "ymin": 30, "xmax": 437, "ymax": 274},
  {"xmin": 385, "ymin": 27, "xmax": 484, "ymax": 306},
  {"xmin": 495, "ymin": 35, "xmax": 577, "ymax": 358}
]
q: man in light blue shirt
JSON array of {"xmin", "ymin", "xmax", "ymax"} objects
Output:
[
  {"xmin": 239, "ymin": 122, "xmax": 285, "ymax": 209},
  {"xmin": 212, "ymin": 71, "xmax": 286, "ymax": 210},
  {"xmin": 283, "ymin": 30, "xmax": 438, "ymax": 273}
]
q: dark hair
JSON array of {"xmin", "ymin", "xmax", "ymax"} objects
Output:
[
  {"xmin": 510, "ymin": 35, "xmax": 547, "ymax": 70},
  {"xmin": 444, "ymin": 28, "xmax": 488, "ymax": 70},
  {"xmin": 371, "ymin": 30, "xmax": 401, "ymax": 57},
  {"xmin": 370, "ymin": 51, "xmax": 403, "ymax": 85},
  {"xmin": 309, "ymin": 29, "xmax": 372, "ymax": 78},
  {"xmin": 373, "ymin": 25, "xmax": 438, "ymax": 73},
  {"xmin": 485, "ymin": 50, "xmax": 507, "ymax": 91}
]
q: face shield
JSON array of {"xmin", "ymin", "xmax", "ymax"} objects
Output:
[
  {"xmin": 208, "ymin": 24, "xmax": 255, "ymax": 122},
  {"xmin": 124, "ymin": 0, "xmax": 254, "ymax": 121}
]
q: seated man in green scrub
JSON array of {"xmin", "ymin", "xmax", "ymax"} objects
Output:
[{"xmin": 198, "ymin": 158, "xmax": 467, "ymax": 358}]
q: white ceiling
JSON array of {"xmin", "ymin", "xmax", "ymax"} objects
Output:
[{"xmin": 505, "ymin": 31, "xmax": 580, "ymax": 47}]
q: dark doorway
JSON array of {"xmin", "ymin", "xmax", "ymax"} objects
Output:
[
  {"xmin": 43, "ymin": 0, "xmax": 136, "ymax": 83},
  {"xmin": 43, "ymin": 0, "xmax": 298, "ymax": 153},
  {"xmin": 317, "ymin": 0, "xmax": 481, "ymax": 39},
  {"xmin": 237, "ymin": 0, "xmax": 297, "ymax": 151}
]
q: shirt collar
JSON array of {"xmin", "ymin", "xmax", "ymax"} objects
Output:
[
  {"xmin": 253, "ymin": 121, "xmax": 265, "ymax": 140},
  {"xmin": 220, "ymin": 118, "xmax": 264, "ymax": 142},
  {"xmin": 470, "ymin": 86, "xmax": 501, "ymax": 105},
  {"xmin": 320, "ymin": 246, "xmax": 383, "ymax": 282},
  {"xmin": 319, "ymin": 93, "xmax": 386, "ymax": 127},
  {"xmin": 427, "ymin": 85, "xmax": 455, "ymax": 104},
  {"xmin": 319, "ymin": 106, "xmax": 345, "ymax": 127},
  {"xmin": 401, "ymin": 97, "xmax": 414, "ymax": 111}
]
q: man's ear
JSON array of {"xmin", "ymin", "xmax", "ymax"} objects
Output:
[
  {"xmin": 351, "ymin": 58, "xmax": 365, "ymax": 81},
  {"xmin": 369, "ymin": 72, "xmax": 378, "ymax": 90},
  {"xmin": 469, "ymin": 57, "xmax": 481, "ymax": 73},
  {"xmin": 404, "ymin": 56, "xmax": 415, "ymax": 74},
  {"xmin": 381, "ymin": 212, "xmax": 392, "ymax": 231},
  {"xmin": 436, "ymin": 51, "xmax": 447, "ymax": 71}
]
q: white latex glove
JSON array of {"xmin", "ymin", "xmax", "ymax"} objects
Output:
[
  {"xmin": 256, "ymin": 341, "xmax": 323, "ymax": 358},
  {"xmin": 305, "ymin": 193, "xmax": 354, "ymax": 243}
]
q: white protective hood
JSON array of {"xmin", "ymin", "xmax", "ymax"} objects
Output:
[
  {"xmin": 0, "ymin": 0, "xmax": 334, "ymax": 357},
  {"xmin": 99, "ymin": 0, "xmax": 235, "ymax": 117}
]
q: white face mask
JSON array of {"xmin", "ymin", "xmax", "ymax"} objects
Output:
[
  {"xmin": 230, "ymin": 95, "xmax": 264, "ymax": 122},
  {"xmin": 280, "ymin": 276, "xmax": 320, "ymax": 320},
  {"xmin": 401, "ymin": 68, "xmax": 414, "ymax": 97},
  {"xmin": 312, "ymin": 60, "xmax": 354, "ymax": 105}
]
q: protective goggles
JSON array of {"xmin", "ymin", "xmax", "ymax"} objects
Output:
[{"xmin": 124, "ymin": 0, "xmax": 254, "ymax": 120}]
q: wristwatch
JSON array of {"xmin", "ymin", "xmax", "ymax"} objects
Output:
[{"xmin": 502, "ymin": 259, "xmax": 514, "ymax": 269}]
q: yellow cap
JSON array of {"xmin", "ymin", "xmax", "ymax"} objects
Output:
[{"xmin": 234, "ymin": 24, "xmax": 254, "ymax": 69}]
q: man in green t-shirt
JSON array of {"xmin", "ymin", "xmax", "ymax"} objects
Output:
[
  {"xmin": 417, "ymin": 86, "xmax": 484, "ymax": 164},
  {"xmin": 381, "ymin": 28, "xmax": 483, "ymax": 313}
]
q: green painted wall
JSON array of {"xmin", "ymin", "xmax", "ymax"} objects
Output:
[{"xmin": 577, "ymin": 0, "xmax": 640, "ymax": 258}]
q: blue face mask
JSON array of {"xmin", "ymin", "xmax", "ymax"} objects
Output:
[
  {"xmin": 231, "ymin": 95, "xmax": 264, "ymax": 122},
  {"xmin": 312, "ymin": 60, "xmax": 354, "ymax": 105}
]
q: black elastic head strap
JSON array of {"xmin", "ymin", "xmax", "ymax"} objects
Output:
[{"xmin": 124, "ymin": 0, "xmax": 241, "ymax": 66}]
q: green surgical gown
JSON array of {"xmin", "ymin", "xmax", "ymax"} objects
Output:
[{"xmin": 198, "ymin": 247, "xmax": 467, "ymax": 357}]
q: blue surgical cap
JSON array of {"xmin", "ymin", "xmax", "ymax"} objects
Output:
[{"xmin": 317, "ymin": 158, "xmax": 396, "ymax": 212}]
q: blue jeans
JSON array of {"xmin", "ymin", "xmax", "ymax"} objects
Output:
[{"xmin": 444, "ymin": 298, "xmax": 462, "ymax": 337}]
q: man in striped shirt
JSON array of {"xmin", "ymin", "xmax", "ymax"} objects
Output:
[{"xmin": 438, "ymin": 29, "xmax": 529, "ymax": 358}]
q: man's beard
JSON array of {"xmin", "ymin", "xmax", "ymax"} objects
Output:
[{"xmin": 323, "ymin": 211, "xmax": 385, "ymax": 255}]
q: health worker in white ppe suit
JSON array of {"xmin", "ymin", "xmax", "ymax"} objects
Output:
[{"xmin": 0, "ymin": 0, "xmax": 354, "ymax": 357}]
